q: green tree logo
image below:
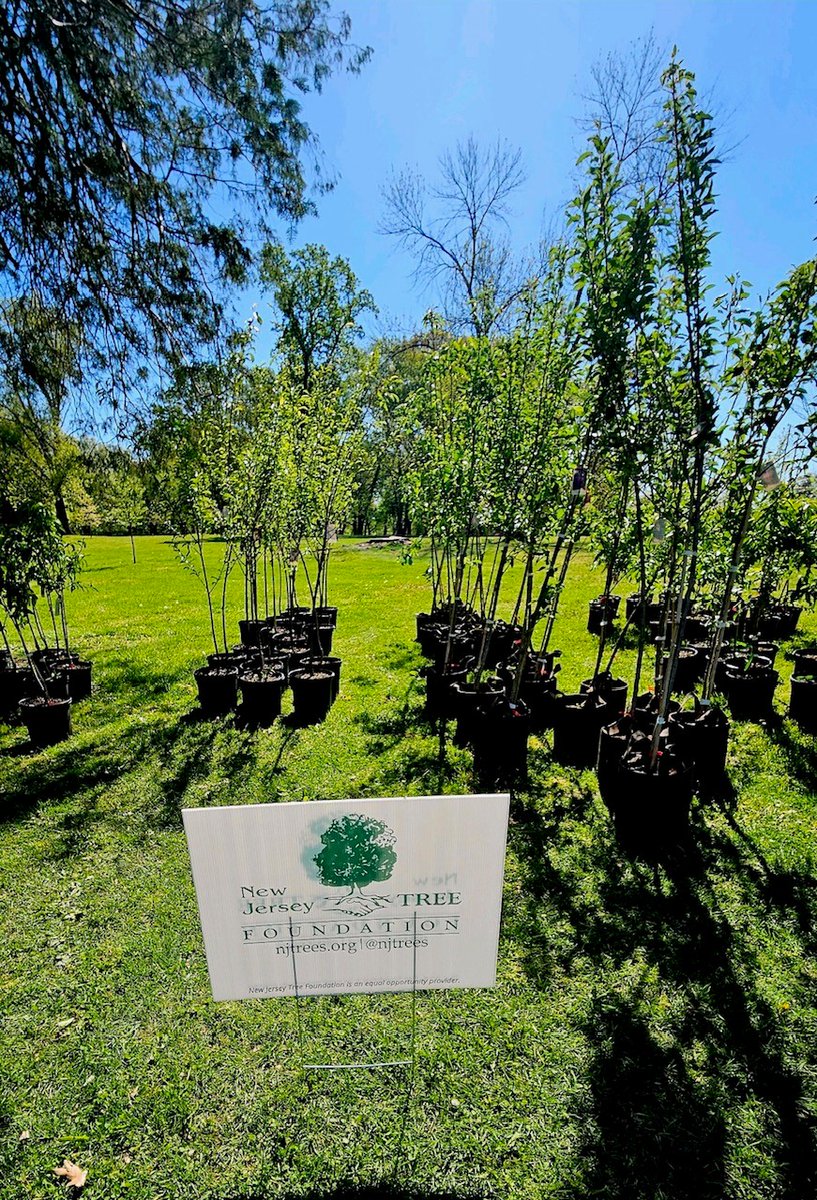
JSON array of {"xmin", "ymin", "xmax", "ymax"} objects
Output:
[{"xmin": 314, "ymin": 813, "xmax": 397, "ymax": 916}]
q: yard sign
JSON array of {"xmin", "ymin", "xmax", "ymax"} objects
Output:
[{"xmin": 183, "ymin": 793, "xmax": 509, "ymax": 1001}]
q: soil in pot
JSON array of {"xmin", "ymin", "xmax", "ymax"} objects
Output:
[
  {"xmin": 553, "ymin": 692, "xmax": 609, "ymax": 768},
  {"xmin": 207, "ymin": 650, "xmax": 246, "ymax": 671},
  {"xmin": 612, "ymin": 746, "xmax": 693, "ymax": 849},
  {"xmin": 745, "ymin": 640, "xmax": 779, "ymax": 667},
  {"xmin": 667, "ymin": 702, "xmax": 730, "ymax": 792},
  {"xmin": 19, "ymin": 696, "xmax": 72, "ymax": 746},
  {"xmin": 683, "ymin": 615, "xmax": 710, "ymax": 643},
  {"xmin": 239, "ymin": 671, "xmax": 286, "ymax": 726},
  {"xmin": 788, "ymin": 675, "xmax": 817, "ymax": 734},
  {"xmin": 194, "ymin": 666, "xmax": 239, "ymax": 716},
  {"xmin": 715, "ymin": 651, "xmax": 772, "ymax": 693},
  {"xmin": 289, "ymin": 669, "xmax": 334, "ymax": 725},
  {"xmin": 721, "ymin": 664, "xmax": 778, "ymax": 722},
  {"xmin": 300, "ymin": 656, "xmax": 342, "ymax": 700}
]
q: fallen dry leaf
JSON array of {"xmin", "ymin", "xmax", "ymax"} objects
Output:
[
  {"xmin": 54, "ymin": 1159, "xmax": 87, "ymax": 1189},
  {"xmin": 19, "ymin": 1130, "xmax": 30, "ymax": 1142}
]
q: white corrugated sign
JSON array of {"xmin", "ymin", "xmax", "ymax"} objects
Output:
[{"xmin": 183, "ymin": 793, "xmax": 509, "ymax": 1001}]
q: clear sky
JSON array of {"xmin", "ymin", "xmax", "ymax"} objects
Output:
[{"xmin": 246, "ymin": 0, "xmax": 817, "ymax": 351}]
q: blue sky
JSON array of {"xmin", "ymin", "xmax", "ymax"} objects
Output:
[{"xmin": 245, "ymin": 0, "xmax": 817, "ymax": 351}]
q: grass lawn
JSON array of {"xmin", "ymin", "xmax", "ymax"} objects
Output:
[{"xmin": 2, "ymin": 535, "xmax": 816, "ymax": 1200}]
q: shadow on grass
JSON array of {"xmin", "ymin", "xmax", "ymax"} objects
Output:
[
  {"xmin": 764, "ymin": 715, "xmax": 817, "ymax": 792},
  {"xmin": 507, "ymin": 765, "xmax": 817, "ymax": 1199},
  {"xmin": 352, "ymin": 686, "xmax": 467, "ymax": 795},
  {"xmin": 571, "ymin": 996, "xmax": 727, "ymax": 1199},
  {"xmin": 97, "ymin": 656, "xmax": 189, "ymax": 700},
  {"xmin": 221, "ymin": 1188, "xmax": 488, "ymax": 1200},
  {"xmin": 0, "ymin": 703, "xmax": 258, "ymax": 835}
]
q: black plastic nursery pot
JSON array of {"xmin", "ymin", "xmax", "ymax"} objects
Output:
[
  {"xmin": 667, "ymin": 703, "xmax": 730, "ymax": 790},
  {"xmin": 281, "ymin": 606, "xmax": 312, "ymax": 625},
  {"xmin": 721, "ymin": 664, "xmax": 778, "ymax": 722},
  {"xmin": 306, "ymin": 623, "xmax": 335, "ymax": 656},
  {"xmin": 0, "ymin": 665, "xmax": 32, "ymax": 717},
  {"xmin": 19, "ymin": 696, "xmax": 72, "ymax": 746},
  {"xmin": 793, "ymin": 647, "xmax": 817, "ymax": 677},
  {"xmin": 239, "ymin": 671, "xmax": 285, "ymax": 726},
  {"xmin": 552, "ymin": 692, "xmax": 609, "ymax": 768},
  {"xmin": 488, "ymin": 621, "xmax": 524, "ymax": 663},
  {"xmin": 625, "ymin": 593, "xmax": 653, "ymax": 625},
  {"xmin": 631, "ymin": 692, "xmax": 680, "ymax": 734},
  {"xmin": 472, "ymin": 698, "xmax": 531, "ymax": 783},
  {"xmin": 416, "ymin": 620, "xmax": 444, "ymax": 658},
  {"xmin": 43, "ymin": 669, "xmax": 70, "ymax": 700},
  {"xmin": 194, "ymin": 666, "xmax": 239, "ymax": 716},
  {"xmin": 613, "ymin": 749, "xmax": 693, "ymax": 847},
  {"xmin": 451, "ymin": 677, "xmax": 504, "ymax": 748},
  {"xmin": 65, "ymin": 660, "xmax": 92, "ymax": 701},
  {"xmin": 579, "ymin": 674, "xmax": 628, "ymax": 721},
  {"xmin": 666, "ymin": 647, "xmax": 701, "ymax": 694},
  {"xmin": 596, "ymin": 717, "xmax": 636, "ymax": 813},
  {"xmin": 683, "ymin": 615, "xmax": 711, "ymax": 643},
  {"xmin": 238, "ymin": 619, "xmax": 265, "ymax": 647},
  {"xmin": 587, "ymin": 595, "xmax": 621, "ymax": 636},
  {"xmin": 430, "ymin": 630, "xmax": 475, "ymax": 672},
  {"xmin": 207, "ymin": 650, "xmax": 246, "ymax": 671},
  {"xmin": 289, "ymin": 669, "xmax": 334, "ymax": 725},
  {"xmin": 285, "ymin": 645, "xmax": 312, "ymax": 675},
  {"xmin": 715, "ymin": 651, "xmax": 772, "ymax": 693},
  {"xmin": 300, "ymin": 656, "xmax": 342, "ymax": 700},
  {"xmin": 758, "ymin": 604, "xmax": 802, "ymax": 641},
  {"xmin": 516, "ymin": 674, "xmax": 560, "ymax": 730},
  {"xmin": 314, "ymin": 606, "xmax": 338, "ymax": 629},
  {"xmin": 424, "ymin": 663, "xmax": 468, "ymax": 720},
  {"xmin": 747, "ymin": 640, "xmax": 779, "ymax": 667},
  {"xmin": 788, "ymin": 676, "xmax": 817, "ymax": 734}
]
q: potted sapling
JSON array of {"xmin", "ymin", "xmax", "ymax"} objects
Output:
[{"xmin": 0, "ymin": 501, "xmax": 74, "ymax": 744}]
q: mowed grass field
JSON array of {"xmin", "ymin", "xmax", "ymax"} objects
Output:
[{"xmin": 2, "ymin": 536, "xmax": 817, "ymax": 1200}]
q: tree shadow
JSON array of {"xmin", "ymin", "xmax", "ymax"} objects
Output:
[
  {"xmin": 764, "ymin": 716, "xmax": 817, "ymax": 792},
  {"xmin": 508, "ymin": 769, "xmax": 817, "ymax": 1197},
  {"xmin": 568, "ymin": 996, "xmax": 727, "ymax": 1199},
  {"xmin": 97, "ymin": 656, "xmax": 189, "ymax": 700},
  {"xmin": 219, "ymin": 1187, "xmax": 488, "ymax": 1200},
  {"xmin": 353, "ymin": 691, "xmax": 468, "ymax": 796}
]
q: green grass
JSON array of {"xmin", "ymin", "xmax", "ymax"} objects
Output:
[{"xmin": 1, "ymin": 536, "xmax": 816, "ymax": 1200}]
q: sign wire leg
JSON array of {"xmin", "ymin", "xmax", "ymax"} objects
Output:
[
  {"xmin": 389, "ymin": 910, "xmax": 419, "ymax": 1182},
  {"xmin": 289, "ymin": 916, "xmax": 308, "ymax": 1068}
]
